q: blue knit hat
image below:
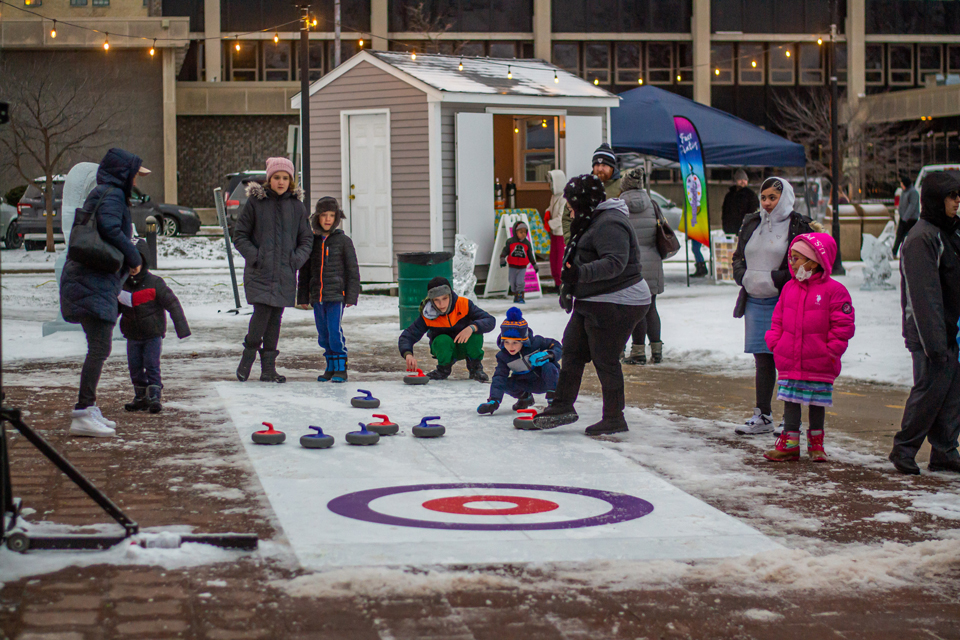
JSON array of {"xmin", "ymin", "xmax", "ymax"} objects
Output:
[{"xmin": 499, "ymin": 307, "xmax": 529, "ymax": 341}]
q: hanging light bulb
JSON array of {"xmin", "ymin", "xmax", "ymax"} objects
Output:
[
  {"xmin": 514, "ymin": 126, "xmax": 519, "ymax": 134},
  {"xmin": 542, "ymin": 119, "xmax": 547, "ymax": 128},
  {"xmin": 274, "ymin": 32, "xmax": 279, "ymax": 44},
  {"xmin": 50, "ymin": 20, "xmax": 57, "ymax": 39},
  {"xmin": 149, "ymin": 39, "xmax": 156, "ymax": 57},
  {"xmin": 359, "ymin": 38, "xmax": 364, "ymax": 48},
  {"xmin": 817, "ymin": 37, "xmax": 823, "ymax": 46},
  {"xmin": 459, "ymin": 57, "xmax": 463, "ymax": 71},
  {"xmin": 593, "ymin": 77, "xmax": 599, "ymax": 85},
  {"xmin": 507, "ymin": 65, "xmax": 512, "ymax": 79},
  {"xmin": 235, "ymin": 37, "xmax": 241, "ymax": 52},
  {"xmin": 411, "ymin": 50, "xmax": 416, "ymax": 60},
  {"xmin": 103, "ymin": 34, "xmax": 110, "ymax": 51},
  {"xmin": 638, "ymin": 77, "xmax": 643, "ymax": 85},
  {"xmin": 715, "ymin": 68, "xmax": 720, "ymax": 75},
  {"xmin": 751, "ymin": 60, "xmax": 757, "ymax": 68},
  {"xmin": 785, "ymin": 49, "xmax": 791, "ymax": 57},
  {"xmin": 676, "ymin": 74, "xmax": 681, "ymax": 82},
  {"xmin": 311, "ymin": 18, "xmax": 318, "ymax": 26}
]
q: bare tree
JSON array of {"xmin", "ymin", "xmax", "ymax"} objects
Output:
[
  {"xmin": 0, "ymin": 62, "xmax": 117, "ymax": 252},
  {"xmin": 404, "ymin": 2, "xmax": 459, "ymax": 54},
  {"xmin": 770, "ymin": 88, "xmax": 923, "ymax": 198}
]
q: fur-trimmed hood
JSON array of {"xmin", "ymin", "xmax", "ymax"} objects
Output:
[
  {"xmin": 309, "ymin": 211, "xmax": 345, "ymax": 235},
  {"xmin": 245, "ymin": 181, "xmax": 304, "ymax": 202}
]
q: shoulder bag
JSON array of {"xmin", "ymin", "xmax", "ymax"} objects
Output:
[
  {"xmin": 67, "ymin": 187, "xmax": 125, "ymax": 273},
  {"xmin": 652, "ymin": 199, "xmax": 681, "ymax": 259}
]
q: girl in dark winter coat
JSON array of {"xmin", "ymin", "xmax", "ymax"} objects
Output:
[
  {"xmin": 533, "ymin": 174, "xmax": 650, "ymax": 436},
  {"xmin": 119, "ymin": 241, "xmax": 191, "ymax": 414},
  {"xmin": 499, "ymin": 220, "xmax": 538, "ymax": 303},
  {"xmin": 296, "ymin": 196, "xmax": 361, "ymax": 383},
  {"xmin": 732, "ymin": 177, "xmax": 816, "ymax": 435},
  {"xmin": 60, "ymin": 148, "xmax": 148, "ymax": 438},
  {"xmin": 233, "ymin": 157, "xmax": 313, "ymax": 383}
]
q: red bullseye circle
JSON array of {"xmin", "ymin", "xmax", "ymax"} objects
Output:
[{"xmin": 422, "ymin": 495, "xmax": 559, "ymax": 516}]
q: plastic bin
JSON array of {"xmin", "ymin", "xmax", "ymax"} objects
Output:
[{"xmin": 397, "ymin": 251, "xmax": 453, "ymax": 329}]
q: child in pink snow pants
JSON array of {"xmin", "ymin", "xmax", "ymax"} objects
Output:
[{"xmin": 764, "ymin": 232, "xmax": 856, "ymax": 462}]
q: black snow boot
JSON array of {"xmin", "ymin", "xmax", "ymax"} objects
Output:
[
  {"xmin": 545, "ymin": 391, "xmax": 556, "ymax": 406},
  {"xmin": 124, "ymin": 386, "xmax": 149, "ymax": 412},
  {"xmin": 236, "ymin": 341, "xmax": 259, "ymax": 382},
  {"xmin": 928, "ymin": 449, "xmax": 960, "ymax": 474},
  {"xmin": 318, "ymin": 360, "xmax": 334, "ymax": 382},
  {"xmin": 585, "ymin": 414, "xmax": 629, "ymax": 436},
  {"xmin": 512, "ymin": 393, "xmax": 535, "ymax": 412},
  {"xmin": 650, "ymin": 341, "xmax": 663, "ymax": 364},
  {"xmin": 259, "ymin": 350, "xmax": 286, "ymax": 383},
  {"xmin": 531, "ymin": 402, "xmax": 578, "ymax": 430},
  {"xmin": 691, "ymin": 262, "xmax": 709, "ymax": 278},
  {"xmin": 146, "ymin": 385, "xmax": 163, "ymax": 414},
  {"xmin": 467, "ymin": 358, "xmax": 489, "ymax": 383},
  {"xmin": 889, "ymin": 449, "xmax": 920, "ymax": 475},
  {"xmin": 427, "ymin": 364, "xmax": 452, "ymax": 380}
]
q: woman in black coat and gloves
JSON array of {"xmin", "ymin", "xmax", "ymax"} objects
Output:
[
  {"xmin": 233, "ymin": 157, "xmax": 313, "ymax": 383},
  {"xmin": 532, "ymin": 174, "xmax": 651, "ymax": 436}
]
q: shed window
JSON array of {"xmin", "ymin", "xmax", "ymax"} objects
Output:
[
  {"xmin": 231, "ymin": 41, "xmax": 258, "ymax": 82},
  {"xmin": 865, "ymin": 44, "xmax": 884, "ymax": 85},
  {"xmin": 519, "ymin": 117, "xmax": 558, "ymax": 185},
  {"xmin": 552, "ymin": 43, "xmax": 581, "ymax": 75},
  {"xmin": 616, "ymin": 42, "xmax": 642, "ymax": 84},
  {"xmin": 889, "ymin": 44, "xmax": 914, "ymax": 86},
  {"xmin": 711, "ymin": 43, "xmax": 734, "ymax": 84},
  {"xmin": 918, "ymin": 44, "xmax": 943, "ymax": 83},
  {"xmin": 769, "ymin": 45, "xmax": 794, "ymax": 85},
  {"xmin": 585, "ymin": 43, "xmax": 610, "ymax": 85},
  {"xmin": 798, "ymin": 43, "xmax": 823, "ymax": 85},
  {"xmin": 646, "ymin": 42, "xmax": 673, "ymax": 84},
  {"xmin": 738, "ymin": 43, "xmax": 764, "ymax": 85}
]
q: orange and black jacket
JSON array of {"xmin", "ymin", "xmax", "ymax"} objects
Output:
[
  {"xmin": 297, "ymin": 215, "xmax": 360, "ymax": 306},
  {"xmin": 398, "ymin": 293, "xmax": 496, "ymax": 357}
]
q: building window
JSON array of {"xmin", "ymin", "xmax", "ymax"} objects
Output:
[
  {"xmin": 888, "ymin": 44, "xmax": 914, "ymax": 86},
  {"xmin": 835, "ymin": 43, "xmax": 847, "ymax": 85},
  {"xmin": 646, "ymin": 42, "xmax": 673, "ymax": 84},
  {"xmin": 296, "ymin": 41, "xmax": 324, "ymax": 82},
  {"xmin": 489, "ymin": 42, "xmax": 517, "ymax": 58},
  {"xmin": 264, "ymin": 41, "xmax": 291, "ymax": 81},
  {"xmin": 769, "ymin": 44, "xmax": 794, "ymax": 85},
  {"xmin": 231, "ymin": 41, "xmax": 258, "ymax": 82},
  {"xmin": 585, "ymin": 43, "xmax": 610, "ymax": 85},
  {"xmin": 615, "ymin": 42, "xmax": 642, "ymax": 85},
  {"xmin": 918, "ymin": 44, "xmax": 943, "ymax": 83},
  {"xmin": 949, "ymin": 45, "xmax": 960, "ymax": 75},
  {"xmin": 460, "ymin": 42, "xmax": 484, "ymax": 57},
  {"xmin": 865, "ymin": 44, "xmax": 884, "ymax": 85},
  {"xmin": 92, "ymin": 0, "xmax": 109, "ymax": 6},
  {"xmin": 518, "ymin": 117, "xmax": 557, "ymax": 185},
  {"xmin": 70, "ymin": 0, "xmax": 87, "ymax": 6},
  {"xmin": 738, "ymin": 43, "xmax": 764, "ymax": 85},
  {"xmin": 24, "ymin": 0, "xmax": 41, "ymax": 6},
  {"xmin": 798, "ymin": 43, "xmax": 823, "ymax": 85},
  {"xmin": 677, "ymin": 43, "xmax": 693, "ymax": 83},
  {"xmin": 711, "ymin": 44, "xmax": 734, "ymax": 84},
  {"xmin": 552, "ymin": 42, "xmax": 580, "ymax": 75}
]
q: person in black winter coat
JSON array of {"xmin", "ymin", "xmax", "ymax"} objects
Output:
[
  {"xmin": 399, "ymin": 276, "xmax": 496, "ymax": 381},
  {"xmin": 118, "ymin": 241, "xmax": 191, "ymax": 413},
  {"xmin": 296, "ymin": 196, "xmax": 361, "ymax": 383},
  {"xmin": 233, "ymin": 157, "xmax": 313, "ymax": 383},
  {"xmin": 60, "ymin": 148, "xmax": 147, "ymax": 437},
  {"xmin": 476, "ymin": 307, "xmax": 562, "ymax": 415},
  {"xmin": 721, "ymin": 169, "xmax": 760, "ymax": 235},
  {"xmin": 889, "ymin": 170, "xmax": 960, "ymax": 475},
  {"xmin": 499, "ymin": 220, "xmax": 538, "ymax": 304}
]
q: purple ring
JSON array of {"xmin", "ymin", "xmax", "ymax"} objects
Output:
[{"xmin": 326, "ymin": 483, "xmax": 654, "ymax": 531}]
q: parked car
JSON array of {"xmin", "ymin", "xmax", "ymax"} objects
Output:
[
  {"xmin": 223, "ymin": 174, "xmax": 267, "ymax": 234},
  {"xmin": 129, "ymin": 187, "xmax": 202, "ymax": 237},
  {"xmin": 224, "ymin": 170, "xmax": 266, "ymax": 201},
  {"xmin": 648, "ymin": 189, "xmax": 683, "ymax": 230},
  {"xmin": 1, "ymin": 195, "xmax": 23, "ymax": 250}
]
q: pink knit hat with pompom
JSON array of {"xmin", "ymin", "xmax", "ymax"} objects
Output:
[{"xmin": 266, "ymin": 157, "xmax": 296, "ymax": 183}]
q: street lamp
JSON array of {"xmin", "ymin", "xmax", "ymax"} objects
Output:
[{"xmin": 829, "ymin": 0, "xmax": 845, "ymax": 274}]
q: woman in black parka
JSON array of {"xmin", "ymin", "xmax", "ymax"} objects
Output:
[{"xmin": 233, "ymin": 157, "xmax": 313, "ymax": 383}]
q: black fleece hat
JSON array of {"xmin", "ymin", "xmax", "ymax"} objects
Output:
[
  {"xmin": 564, "ymin": 174, "xmax": 607, "ymax": 215},
  {"xmin": 920, "ymin": 171, "xmax": 960, "ymax": 230},
  {"xmin": 314, "ymin": 196, "xmax": 344, "ymax": 230}
]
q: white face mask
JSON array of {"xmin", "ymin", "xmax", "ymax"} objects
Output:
[{"xmin": 795, "ymin": 264, "xmax": 814, "ymax": 282}]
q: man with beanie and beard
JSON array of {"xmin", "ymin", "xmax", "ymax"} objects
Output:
[
  {"xmin": 562, "ymin": 143, "xmax": 622, "ymax": 243},
  {"xmin": 722, "ymin": 169, "xmax": 760, "ymax": 235},
  {"xmin": 890, "ymin": 170, "xmax": 960, "ymax": 475},
  {"xmin": 399, "ymin": 277, "xmax": 496, "ymax": 381}
]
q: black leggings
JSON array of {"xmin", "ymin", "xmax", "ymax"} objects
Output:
[
  {"xmin": 631, "ymin": 295, "xmax": 661, "ymax": 345},
  {"xmin": 245, "ymin": 304, "xmax": 284, "ymax": 351},
  {"xmin": 755, "ymin": 353, "xmax": 776, "ymax": 416},
  {"xmin": 77, "ymin": 317, "xmax": 115, "ymax": 410},
  {"xmin": 783, "ymin": 401, "xmax": 825, "ymax": 431}
]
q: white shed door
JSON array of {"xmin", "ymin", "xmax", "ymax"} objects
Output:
[
  {"xmin": 455, "ymin": 112, "xmax": 495, "ymax": 266},
  {"xmin": 564, "ymin": 115, "xmax": 604, "ymax": 179},
  {"xmin": 347, "ymin": 113, "xmax": 392, "ymax": 267}
]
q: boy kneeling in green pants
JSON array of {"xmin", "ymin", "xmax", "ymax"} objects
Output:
[{"xmin": 399, "ymin": 277, "xmax": 495, "ymax": 381}]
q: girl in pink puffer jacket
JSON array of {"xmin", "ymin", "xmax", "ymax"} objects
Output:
[{"xmin": 764, "ymin": 232, "xmax": 856, "ymax": 462}]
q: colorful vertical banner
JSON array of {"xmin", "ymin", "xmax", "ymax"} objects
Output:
[{"xmin": 673, "ymin": 116, "xmax": 710, "ymax": 247}]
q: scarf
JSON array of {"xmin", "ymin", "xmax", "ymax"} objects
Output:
[{"xmin": 559, "ymin": 174, "xmax": 607, "ymax": 312}]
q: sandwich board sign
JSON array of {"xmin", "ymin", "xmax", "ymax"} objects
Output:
[{"xmin": 482, "ymin": 212, "xmax": 543, "ymax": 300}]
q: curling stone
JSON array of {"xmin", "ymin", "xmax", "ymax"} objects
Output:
[
  {"xmin": 345, "ymin": 422, "xmax": 380, "ymax": 446},
  {"xmin": 251, "ymin": 422, "xmax": 286, "ymax": 445},
  {"xmin": 366, "ymin": 414, "xmax": 399, "ymax": 436},
  {"xmin": 514, "ymin": 408, "xmax": 539, "ymax": 430},
  {"xmin": 300, "ymin": 426, "xmax": 335, "ymax": 449},
  {"xmin": 403, "ymin": 369, "xmax": 430, "ymax": 385},
  {"xmin": 351, "ymin": 389, "xmax": 381, "ymax": 409},
  {"xmin": 412, "ymin": 416, "xmax": 445, "ymax": 438}
]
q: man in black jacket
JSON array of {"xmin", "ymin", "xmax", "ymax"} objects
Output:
[
  {"xmin": 890, "ymin": 170, "xmax": 960, "ymax": 475},
  {"xmin": 721, "ymin": 169, "xmax": 759, "ymax": 235},
  {"xmin": 119, "ymin": 241, "xmax": 191, "ymax": 413}
]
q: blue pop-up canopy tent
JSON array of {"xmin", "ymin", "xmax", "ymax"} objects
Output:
[{"xmin": 611, "ymin": 86, "xmax": 807, "ymax": 167}]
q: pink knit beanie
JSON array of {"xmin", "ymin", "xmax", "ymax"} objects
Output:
[
  {"xmin": 266, "ymin": 157, "xmax": 296, "ymax": 183},
  {"xmin": 793, "ymin": 238, "xmax": 821, "ymax": 265}
]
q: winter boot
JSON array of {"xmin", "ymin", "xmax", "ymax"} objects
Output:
[
  {"xmin": 517, "ymin": 291, "xmax": 526, "ymax": 305},
  {"xmin": 511, "ymin": 393, "xmax": 535, "ymax": 412},
  {"xmin": 124, "ymin": 386, "xmax": 150, "ymax": 412},
  {"xmin": 477, "ymin": 399, "xmax": 500, "ymax": 415},
  {"xmin": 622, "ymin": 343, "xmax": 646, "ymax": 365},
  {"xmin": 650, "ymin": 341, "xmax": 663, "ymax": 364},
  {"xmin": 531, "ymin": 402, "xmax": 578, "ymax": 430},
  {"xmin": 146, "ymin": 385, "xmax": 163, "ymax": 414},
  {"xmin": 691, "ymin": 262, "xmax": 708, "ymax": 278},
  {"xmin": 545, "ymin": 391, "xmax": 556, "ymax": 406},
  {"xmin": 88, "ymin": 406, "xmax": 117, "ymax": 429},
  {"xmin": 764, "ymin": 431, "xmax": 801, "ymax": 461},
  {"xmin": 259, "ymin": 350, "xmax": 286, "ymax": 383},
  {"xmin": 736, "ymin": 409, "xmax": 774, "ymax": 435},
  {"xmin": 928, "ymin": 449, "xmax": 960, "ymax": 474},
  {"xmin": 512, "ymin": 293, "xmax": 521, "ymax": 303},
  {"xmin": 69, "ymin": 408, "xmax": 116, "ymax": 438},
  {"xmin": 467, "ymin": 358, "xmax": 489, "ymax": 383},
  {"xmin": 585, "ymin": 414, "xmax": 629, "ymax": 436},
  {"xmin": 317, "ymin": 360, "xmax": 334, "ymax": 382},
  {"xmin": 331, "ymin": 359, "xmax": 348, "ymax": 384},
  {"xmin": 888, "ymin": 448, "xmax": 920, "ymax": 475},
  {"xmin": 236, "ymin": 341, "xmax": 259, "ymax": 382},
  {"xmin": 427, "ymin": 364, "xmax": 452, "ymax": 380},
  {"xmin": 807, "ymin": 429, "xmax": 827, "ymax": 462}
]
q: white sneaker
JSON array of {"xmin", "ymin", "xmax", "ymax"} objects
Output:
[
  {"xmin": 774, "ymin": 422, "xmax": 804, "ymax": 437},
  {"xmin": 70, "ymin": 408, "xmax": 116, "ymax": 437},
  {"xmin": 736, "ymin": 408, "xmax": 774, "ymax": 435},
  {"xmin": 87, "ymin": 405, "xmax": 117, "ymax": 429}
]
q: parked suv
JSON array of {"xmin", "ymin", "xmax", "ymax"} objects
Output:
[{"xmin": 223, "ymin": 173, "xmax": 266, "ymax": 234}]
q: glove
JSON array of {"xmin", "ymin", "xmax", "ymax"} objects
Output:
[
  {"xmin": 500, "ymin": 259, "xmax": 507, "ymax": 268},
  {"xmin": 560, "ymin": 264, "xmax": 579, "ymax": 285},
  {"xmin": 118, "ymin": 291, "xmax": 133, "ymax": 307},
  {"xmin": 477, "ymin": 399, "xmax": 500, "ymax": 415},
  {"xmin": 528, "ymin": 351, "xmax": 551, "ymax": 367}
]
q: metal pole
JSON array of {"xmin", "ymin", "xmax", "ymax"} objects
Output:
[
  {"xmin": 213, "ymin": 188, "xmax": 242, "ymax": 311},
  {"xmin": 829, "ymin": 3, "xmax": 845, "ymax": 275},
  {"xmin": 299, "ymin": 5, "xmax": 312, "ymax": 210},
  {"xmin": 803, "ymin": 164, "xmax": 812, "ymax": 218},
  {"xmin": 335, "ymin": 0, "xmax": 341, "ymax": 67}
]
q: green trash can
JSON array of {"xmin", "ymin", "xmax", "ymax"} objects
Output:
[{"xmin": 397, "ymin": 251, "xmax": 453, "ymax": 330}]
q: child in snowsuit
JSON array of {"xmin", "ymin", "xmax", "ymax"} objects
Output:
[
  {"xmin": 119, "ymin": 241, "xmax": 191, "ymax": 413},
  {"xmin": 399, "ymin": 276, "xmax": 496, "ymax": 381},
  {"xmin": 477, "ymin": 307, "xmax": 561, "ymax": 414},
  {"xmin": 297, "ymin": 196, "xmax": 360, "ymax": 383},
  {"xmin": 499, "ymin": 220, "xmax": 538, "ymax": 303},
  {"xmin": 764, "ymin": 232, "xmax": 855, "ymax": 462}
]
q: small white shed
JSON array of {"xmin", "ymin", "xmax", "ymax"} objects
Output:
[{"xmin": 292, "ymin": 50, "xmax": 619, "ymax": 281}]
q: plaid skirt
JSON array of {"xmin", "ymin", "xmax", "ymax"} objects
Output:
[{"xmin": 777, "ymin": 379, "xmax": 834, "ymax": 407}]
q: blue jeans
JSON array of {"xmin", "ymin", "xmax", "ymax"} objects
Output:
[
  {"xmin": 127, "ymin": 337, "xmax": 163, "ymax": 388},
  {"xmin": 691, "ymin": 239, "xmax": 705, "ymax": 264},
  {"xmin": 489, "ymin": 362, "xmax": 560, "ymax": 402},
  {"xmin": 313, "ymin": 301, "xmax": 346, "ymax": 372}
]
